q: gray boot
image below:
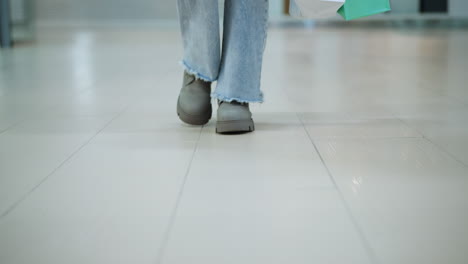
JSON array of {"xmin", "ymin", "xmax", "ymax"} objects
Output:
[
  {"xmin": 177, "ymin": 71, "xmax": 212, "ymax": 125},
  {"xmin": 216, "ymin": 101, "xmax": 255, "ymax": 134}
]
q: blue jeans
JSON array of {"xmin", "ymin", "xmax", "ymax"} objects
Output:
[{"xmin": 177, "ymin": 0, "xmax": 269, "ymax": 103}]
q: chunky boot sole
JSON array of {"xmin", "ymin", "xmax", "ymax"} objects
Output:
[
  {"xmin": 177, "ymin": 98, "xmax": 212, "ymax": 126},
  {"xmin": 216, "ymin": 119, "xmax": 255, "ymax": 134}
]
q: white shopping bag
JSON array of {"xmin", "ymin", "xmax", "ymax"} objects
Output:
[{"xmin": 290, "ymin": 0, "xmax": 346, "ymax": 19}]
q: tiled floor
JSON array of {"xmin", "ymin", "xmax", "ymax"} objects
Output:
[{"xmin": 1, "ymin": 22, "xmax": 468, "ymax": 264}]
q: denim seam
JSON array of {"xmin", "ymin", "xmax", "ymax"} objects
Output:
[
  {"xmin": 180, "ymin": 60, "xmax": 217, "ymax": 82},
  {"xmin": 262, "ymin": 0, "xmax": 269, "ymax": 54}
]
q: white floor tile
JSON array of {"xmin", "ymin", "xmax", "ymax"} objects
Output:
[
  {"xmin": 0, "ymin": 116, "xmax": 113, "ymax": 216},
  {"xmin": 0, "ymin": 115, "xmax": 21, "ymax": 133},
  {"xmin": 194, "ymin": 113, "xmax": 334, "ymax": 189},
  {"xmin": 315, "ymin": 138, "xmax": 468, "ymax": 264},
  {"xmin": 427, "ymin": 135, "xmax": 468, "ymax": 166},
  {"xmin": 162, "ymin": 189, "xmax": 371, "ymax": 264},
  {"xmin": 161, "ymin": 114, "xmax": 371, "ymax": 263},
  {"xmin": 393, "ymin": 101, "xmax": 468, "ymax": 165},
  {"xmin": 299, "ymin": 112, "xmax": 421, "ymax": 139},
  {"xmin": 103, "ymin": 112, "xmax": 201, "ymax": 141},
  {"xmin": 0, "ymin": 132, "xmax": 197, "ymax": 264}
]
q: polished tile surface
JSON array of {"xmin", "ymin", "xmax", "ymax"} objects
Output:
[{"xmin": 0, "ymin": 23, "xmax": 468, "ymax": 264}]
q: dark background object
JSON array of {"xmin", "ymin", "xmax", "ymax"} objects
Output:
[
  {"xmin": 284, "ymin": 0, "xmax": 290, "ymax": 14},
  {"xmin": 420, "ymin": 0, "xmax": 448, "ymax": 13},
  {"xmin": 0, "ymin": 0, "xmax": 12, "ymax": 47}
]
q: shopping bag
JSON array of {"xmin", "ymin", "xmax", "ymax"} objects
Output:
[
  {"xmin": 290, "ymin": 0, "xmax": 346, "ymax": 19},
  {"xmin": 338, "ymin": 0, "xmax": 391, "ymax": 20}
]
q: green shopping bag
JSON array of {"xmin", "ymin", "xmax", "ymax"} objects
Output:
[{"xmin": 338, "ymin": 0, "xmax": 391, "ymax": 20}]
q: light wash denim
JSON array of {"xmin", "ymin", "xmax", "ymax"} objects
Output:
[{"xmin": 177, "ymin": 0, "xmax": 269, "ymax": 103}]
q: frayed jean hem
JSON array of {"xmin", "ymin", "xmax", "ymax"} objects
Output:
[
  {"xmin": 180, "ymin": 61, "xmax": 217, "ymax": 82},
  {"xmin": 211, "ymin": 92, "xmax": 264, "ymax": 104}
]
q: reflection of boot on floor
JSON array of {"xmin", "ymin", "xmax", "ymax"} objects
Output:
[
  {"xmin": 216, "ymin": 100, "xmax": 254, "ymax": 134},
  {"xmin": 177, "ymin": 71, "xmax": 212, "ymax": 126}
]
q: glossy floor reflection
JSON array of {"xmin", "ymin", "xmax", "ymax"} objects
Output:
[{"xmin": 0, "ymin": 23, "xmax": 468, "ymax": 264}]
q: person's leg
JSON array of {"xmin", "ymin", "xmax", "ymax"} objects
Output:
[
  {"xmin": 213, "ymin": 0, "xmax": 269, "ymax": 103},
  {"xmin": 176, "ymin": 0, "xmax": 220, "ymax": 125},
  {"xmin": 177, "ymin": 0, "xmax": 221, "ymax": 82}
]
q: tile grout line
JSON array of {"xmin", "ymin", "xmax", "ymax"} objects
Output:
[
  {"xmin": 396, "ymin": 117, "xmax": 468, "ymax": 169},
  {"xmin": 154, "ymin": 125, "xmax": 203, "ymax": 264},
  {"xmin": 296, "ymin": 112, "xmax": 380, "ymax": 264},
  {"xmin": 386, "ymin": 100, "xmax": 468, "ymax": 169},
  {"xmin": 388, "ymin": 107, "xmax": 468, "ymax": 168},
  {"xmin": 0, "ymin": 124, "xmax": 15, "ymax": 135},
  {"xmin": 0, "ymin": 108, "xmax": 128, "ymax": 221},
  {"xmin": 0, "ymin": 116, "xmax": 29, "ymax": 136}
]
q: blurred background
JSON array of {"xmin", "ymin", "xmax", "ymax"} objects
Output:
[
  {"xmin": 1, "ymin": 1, "xmax": 468, "ymax": 264},
  {"xmin": 4, "ymin": 0, "xmax": 468, "ymax": 33}
]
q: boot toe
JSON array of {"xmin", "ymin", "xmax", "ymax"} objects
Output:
[
  {"xmin": 216, "ymin": 101, "xmax": 254, "ymax": 134},
  {"xmin": 217, "ymin": 102, "xmax": 252, "ymax": 122}
]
